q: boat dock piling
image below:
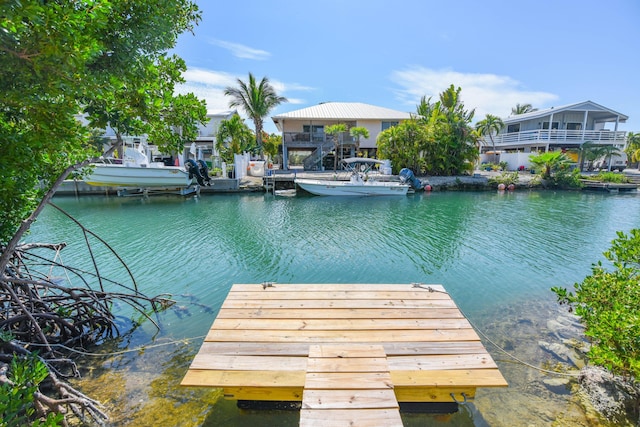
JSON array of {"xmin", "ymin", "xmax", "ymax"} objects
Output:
[{"xmin": 180, "ymin": 283, "xmax": 508, "ymax": 426}]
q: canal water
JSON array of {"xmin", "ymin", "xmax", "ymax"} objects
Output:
[{"xmin": 27, "ymin": 189, "xmax": 640, "ymax": 426}]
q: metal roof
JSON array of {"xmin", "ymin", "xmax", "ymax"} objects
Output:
[
  {"xmin": 503, "ymin": 100, "xmax": 628, "ymax": 124},
  {"xmin": 272, "ymin": 102, "xmax": 412, "ymax": 121}
]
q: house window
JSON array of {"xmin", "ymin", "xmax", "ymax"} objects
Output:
[
  {"xmin": 303, "ymin": 125, "xmax": 324, "ymax": 133},
  {"xmin": 381, "ymin": 121, "xmax": 399, "ymax": 131},
  {"xmin": 566, "ymin": 123, "xmax": 582, "ymax": 131},
  {"xmin": 507, "ymin": 124, "xmax": 520, "ymax": 133},
  {"xmin": 542, "ymin": 122, "xmax": 559, "ymax": 130}
]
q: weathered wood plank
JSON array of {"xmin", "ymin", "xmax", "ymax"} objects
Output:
[
  {"xmin": 221, "ymin": 387, "xmax": 303, "ymax": 401},
  {"xmin": 211, "ymin": 317, "xmax": 471, "ymax": 331},
  {"xmin": 220, "ymin": 298, "xmax": 457, "ymax": 309},
  {"xmin": 216, "ymin": 307, "xmax": 465, "ymax": 319},
  {"xmin": 230, "ymin": 283, "xmax": 445, "ymax": 292},
  {"xmin": 304, "ymin": 372, "xmax": 393, "ymax": 390},
  {"xmin": 226, "ymin": 290, "xmax": 452, "ymax": 300},
  {"xmin": 195, "ymin": 341, "xmax": 488, "ymax": 357},
  {"xmin": 308, "ymin": 344, "xmax": 386, "ymax": 358},
  {"xmin": 299, "ymin": 408, "xmax": 403, "ymax": 427},
  {"xmin": 204, "ymin": 328, "xmax": 481, "ymax": 343},
  {"xmin": 302, "ymin": 389, "xmax": 399, "ymax": 409},
  {"xmin": 387, "ymin": 353, "xmax": 497, "ymax": 370},
  {"xmin": 306, "ymin": 357, "xmax": 390, "ymax": 373},
  {"xmin": 180, "ymin": 369, "xmax": 305, "ymax": 388},
  {"xmin": 391, "ymin": 369, "xmax": 509, "ymax": 388},
  {"xmin": 189, "ymin": 354, "xmax": 307, "ymax": 371}
]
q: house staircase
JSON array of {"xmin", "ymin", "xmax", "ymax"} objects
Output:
[{"xmin": 303, "ymin": 141, "xmax": 334, "ymax": 171}]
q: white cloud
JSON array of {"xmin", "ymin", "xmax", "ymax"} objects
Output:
[
  {"xmin": 177, "ymin": 67, "xmax": 311, "ymax": 112},
  {"xmin": 209, "ymin": 39, "xmax": 270, "ymax": 60},
  {"xmin": 390, "ymin": 67, "xmax": 558, "ymax": 121}
]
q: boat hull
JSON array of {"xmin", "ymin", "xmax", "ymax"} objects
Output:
[
  {"xmin": 294, "ymin": 178, "xmax": 409, "ymax": 196},
  {"xmin": 84, "ymin": 164, "xmax": 192, "ymax": 188}
]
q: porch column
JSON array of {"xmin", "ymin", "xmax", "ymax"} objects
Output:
[
  {"xmin": 282, "ymin": 119, "xmax": 288, "ymax": 170},
  {"xmin": 581, "ymin": 110, "xmax": 588, "ymax": 140}
]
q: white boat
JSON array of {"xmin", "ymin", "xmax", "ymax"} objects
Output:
[
  {"xmin": 85, "ymin": 143, "xmax": 209, "ymax": 188},
  {"xmin": 294, "ymin": 158, "xmax": 410, "ymax": 196}
]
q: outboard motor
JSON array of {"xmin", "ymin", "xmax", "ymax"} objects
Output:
[
  {"xmin": 197, "ymin": 160, "xmax": 211, "ymax": 186},
  {"xmin": 186, "ymin": 159, "xmax": 208, "ymax": 186},
  {"xmin": 399, "ymin": 168, "xmax": 424, "ymax": 190}
]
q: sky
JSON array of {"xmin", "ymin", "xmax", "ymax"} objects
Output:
[{"xmin": 173, "ymin": 0, "xmax": 640, "ymax": 135}]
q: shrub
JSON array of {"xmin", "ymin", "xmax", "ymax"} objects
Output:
[
  {"xmin": 552, "ymin": 229, "xmax": 640, "ymax": 377},
  {"xmin": 596, "ymin": 172, "xmax": 630, "ymax": 183},
  {"xmin": 488, "ymin": 171, "xmax": 519, "ymax": 186}
]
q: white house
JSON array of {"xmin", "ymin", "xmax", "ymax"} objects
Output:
[
  {"xmin": 271, "ymin": 102, "xmax": 412, "ymax": 170},
  {"xmin": 479, "ymin": 100, "xmax": 628, "ymax": 170}
]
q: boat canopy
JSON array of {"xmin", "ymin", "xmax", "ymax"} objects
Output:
[{"xmin": 341, "ymin": 157, "xmax": 386, "ymax": 165}]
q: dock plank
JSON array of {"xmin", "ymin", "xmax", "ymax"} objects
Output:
[
  {"xmin": 211, "ymin": 317, "xmax": 471, "ymax": 330},
  {"xmin": 181, "ymin": 282, "xmax": 508, "ymax": 426},
  {"xmin": 216, "ymin": 307, "xmax": 465, "ymax": 319},
  {"xmin": 299, "ymin": 408, "xmax": 403, "ymax": 427},
  {"xmin": 220, "ymin": 298, "xmax": 457, "ymax": 309},
  {"xmin": 195, "ymin": 341, "xmax": 488, "ymax": 357},
  {"xmin": 204, "ymin": 328, "xmax": 480, "ymax": 343},
  {"xmin": 301, "ymin": 389, "xmax": 398, "ymax": 409}
]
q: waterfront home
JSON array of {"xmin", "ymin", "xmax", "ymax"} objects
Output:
[
  {"xmin": 479, "ymin": 100, "xmax": 629, "ymax": 170},
  {"xmin": 192, "ymin": 109, "xmax": 238, "ymax": 164},
  {"xmin": 271, "ymin": 102, "xmax": 412, "ymax": 170}
]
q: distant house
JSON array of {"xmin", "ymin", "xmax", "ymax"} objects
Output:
[
  {"xmin": 193, "ymin": 109, "xmax": 237, "ymax": 162},
  {"xmin": 479, "ymin": 100, "xmax": 628, "ymax": 169},
  {"xmin": 271, "ymin": 102, "xmax": 412, "ymax": 170}
]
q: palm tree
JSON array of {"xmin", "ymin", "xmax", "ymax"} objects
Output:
[
  {"xmin": 325, "ymin": 123, "xmax": 347, "ymax": 171},
  {"xmin": 528, "ymin": 151, "xmax": 570, "ymax": 179},
  {"xmin": 224, "ymin": 73, "xmax": 287, "ymax": 159},
  {"xmin": 599, "ymin": 145, "xmax": 622, "ymax": 172},
  {"xmin": 511, "ymin": 103, "xmax": 537, "ymax": 115},
  {"xmin": 349, "ymin": 126, "xmax": 369, "ymax": 155},
  {"xmin": 216, "ymin": 115, "xmax": 254, "ymax": 164},
  {"xmin": 475, "ymin": 114, "xmax": 504, "ymax": 164},
  {"xmin": 624, "ymin": 132, "xmax": 640, "ymax": 169}
]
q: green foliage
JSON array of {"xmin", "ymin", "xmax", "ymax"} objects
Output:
[
  {"xmin": 262, "ymin": 133, "xmax": 282, "ymax": 161},
  {"xmin": 0, "ymin": 355, "xmax": 63, "ymax": 427},
  {"xmin": 325, "ymin": 124, "xmax": 348, "ymax": 170},
  {"xmin": 0, "ymin": 0, "xmax": 205, "ymax": 245},
  {"xmin": 552, "ymin": 168, "xmax": 583, "ymax": 188},
  {"xmin": 377, "ymin": 119, "xmax": 428, "ymax": 174},
  {"xmin": 475, "ymin": 113, "xmax": 505, "ymax": 163},
  {"xmin": 625, "ymin": 132, "xmax": 640, "ymax": 165},
  {"xmin": 593, "ymin": 171, "xmax": 630, "ymax": 183},
  {"xmin": 349, "ymin": 126, "xmax": 370, "ymax": 153},
  {"xmin": 215, "ymin": 115, "xmax": 255, "ymax": 163},
  {"xmin": 488, "ymin": 172, "xmax": 519, "ymax": 186},
  {"xmin": 528, "ymin": 151, "xmax": 571, "ymax": 179},
  {"xmin": 552, "ymin": 229, "xmax": 640, "ymax": 377},
  {"xmin": 378, "ymin": 85, "xmax": 477, "ymax": 176},
  {"xmin": 224, "ymin": 73, "xmax": 287, "ymax": 157}
]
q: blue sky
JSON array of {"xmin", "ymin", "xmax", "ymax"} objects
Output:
[{"xmin": 174, "ymin": 0, "xmax": 640, "ymax": 134}]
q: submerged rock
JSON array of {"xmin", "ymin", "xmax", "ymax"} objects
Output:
[
  {"xmin": 538, "ymin": 340, "xmax": 586, "ymax": 369},
  {"xmin": 578, "ymin": 366, "xmax": 640, "ymax": 425}
]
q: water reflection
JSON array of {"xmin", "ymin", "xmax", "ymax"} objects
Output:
[{"xmin": 30, "ymin": 190, "xmax": 640, "ymax": 426}]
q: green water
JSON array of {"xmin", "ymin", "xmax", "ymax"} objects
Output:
[{"xmin": 28, "ymin": 190, "xmax": 640, "ymax": 426}]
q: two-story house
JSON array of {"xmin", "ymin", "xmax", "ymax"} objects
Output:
[
  {"xmin": 272, "ymin": 102, "xmax": 412, "ymax": 170},
  {"xmin": 480, "ymin": 100, "xmax": 628, "ymax": 169}
]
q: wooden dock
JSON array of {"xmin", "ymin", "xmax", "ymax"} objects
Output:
[{"xmin": 181, "ymin": 283, "xmax": 508, "ymax": 425}]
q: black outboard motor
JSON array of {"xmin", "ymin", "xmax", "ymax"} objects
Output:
[
  {"xmin": 186, "ymin": 159, "xmax": 208, "ymax": 186},
  {"xmin": 197, "ymin": 160, "xmax": 211, "ymax": 186},
  {"xmin": 399, "ymin": 168, "xmax": 424, "ymax": 190}
]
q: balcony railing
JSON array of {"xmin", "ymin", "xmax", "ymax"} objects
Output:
[
  {"xmin": 283, "ymin": 131, "xmax": 355, "ymax": 147},
  {"xmin": 485, "ymin": 129, "xmax": 627, "ymax": 146}
]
